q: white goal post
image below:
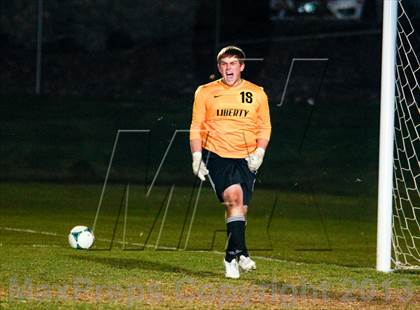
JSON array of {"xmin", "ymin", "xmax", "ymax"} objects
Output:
[
  {"xmin": 377, "ymin": 0, "xmax": 420, "ymax": 272},
  {"xmin": 376, "ymin": 0, "xmax": 398, "ymax": 273}
]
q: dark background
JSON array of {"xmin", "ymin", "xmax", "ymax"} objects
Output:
[
  {"xmin": 1, "ymin": 1, "xmax": 419, "ymax": 194},
  {"xmin": 0, "ymin": 0, "xmax": 399, "ymax": 98}
]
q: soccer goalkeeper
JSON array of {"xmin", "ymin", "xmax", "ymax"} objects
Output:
[{"xmin": 189, "ymin": 46, "xmax": 271, "ymax": 279}]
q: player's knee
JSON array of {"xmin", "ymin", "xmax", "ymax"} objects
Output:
[
  {"xmin": 224, "ymin": 199, "xmax": 240, "ymax": 209},
  {"xmin": 223, "ymin": 186, "xmax": 243, "ymax": 208}
]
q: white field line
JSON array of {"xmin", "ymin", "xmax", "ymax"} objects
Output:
[
  {"xmin": 0, "ymin": 226, "xmax": 375, "ymax": 271},
  {"xmin": 0, "ymin": 225, "xmax": 285, "ymax": 262},
  {"xmin": 0, "ymin": 226, "xmax": 176, "ymax": 250},
  {"xmin": 1, "ymin": 226, "xmax": 59, "ymax": 236}
]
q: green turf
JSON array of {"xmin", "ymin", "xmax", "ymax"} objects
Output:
[
  {"xmin": 0, "ymin": 183, "xmax": 418, "ymax": 308},
  {"xmin": 1, "ymin": 246, "xmax": 419, "ymax": 308},
  {"xmin": 1, "ymin": 182, "xmax": 377, "ymax": 266}
]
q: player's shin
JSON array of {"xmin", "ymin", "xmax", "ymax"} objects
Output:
[{"xmin": 225, "ymin": 215, "xmax": 246, "ymax": 261}]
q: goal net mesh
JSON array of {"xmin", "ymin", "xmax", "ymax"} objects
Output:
[{"xmin": 391, "ymin": 0, "xmax": 420, "ymax": 270}]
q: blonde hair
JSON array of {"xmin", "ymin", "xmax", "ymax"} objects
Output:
[{"xmin": 216, "ymin": 46, "xmax": 246, "ymax": 64}]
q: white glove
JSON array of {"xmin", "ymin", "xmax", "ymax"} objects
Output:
[
  {"xmin": 192, "ymin": 152, "xmax": 209, "ymax": 181},
  {"xmin": 245, "ymin": 147, "xmax": 265, "ymax": 172}
]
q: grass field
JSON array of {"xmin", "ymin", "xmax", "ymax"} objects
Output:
[
  {"xmin": 0, "ymin": 5, "xmax": 417, "ymax": 307},
  {"xmin": 0, "ymin": 182, "xmax": 419, "ymax": 308},
  {"xmin": 0, "ymin": 87, "xmax": 414, "ymax": 308}
]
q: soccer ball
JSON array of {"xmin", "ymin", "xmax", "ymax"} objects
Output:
[{"xmin": 68, "ymin": 225, "xmax": 95, "ymax": 249}]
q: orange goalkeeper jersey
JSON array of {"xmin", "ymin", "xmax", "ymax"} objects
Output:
[{"xmin": 190, "ymin": 79, "xmax": 271, "ymax": 158}]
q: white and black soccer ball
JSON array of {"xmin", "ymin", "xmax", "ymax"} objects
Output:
[{"xmin": 68, "ymin": 225, "xmax": 95, "ymax": 249}]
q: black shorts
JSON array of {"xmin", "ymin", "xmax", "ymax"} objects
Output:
[{"xmin": 202, "ymin": 149, "xmax": 256, "ymax": 206}]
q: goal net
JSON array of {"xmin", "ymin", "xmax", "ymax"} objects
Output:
[{"xmin": 391, "ymin": 0, "xmax": 420, "ymax": 270}]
